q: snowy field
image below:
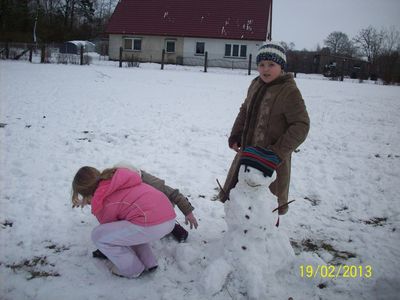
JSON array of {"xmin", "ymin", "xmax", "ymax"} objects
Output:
[{"xmin": 0, "ymin": 60, "xmax": 399, "ymax": 300}]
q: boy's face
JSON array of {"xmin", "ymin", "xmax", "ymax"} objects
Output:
[{"xmin": 257, "ymin": 60, "xmax": 282, "ymax": 84}]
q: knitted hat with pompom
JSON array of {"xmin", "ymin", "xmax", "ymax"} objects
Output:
[{"xmin": 256, "ymin": 41, "xmax": 287, "ymax": 69}]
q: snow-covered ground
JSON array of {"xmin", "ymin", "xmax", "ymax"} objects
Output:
[{"xmin": 0, "ymin": 60, "xmax": 399, "ymax": 300}]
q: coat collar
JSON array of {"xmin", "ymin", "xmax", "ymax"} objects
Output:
[{"xmin": 256, "ymin": 73, "xmax": 293, "ymax": 87}]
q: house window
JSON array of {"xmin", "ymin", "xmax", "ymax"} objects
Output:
[
  {"xmin": 240, "ymin": 45, "xmax": 247, "ymax": 57},
  {"xmin": 124, "ymin": 38, "xmax": 142, "ymax": 51},
  {"xmin": 133, "ymin": 39, "xmax": 142, "ymax": 51},
  {"xmin": 165, "ymin": 40, "xmax": 176, "ymax": 53},
  {"xmin": 224, "ymin": 44, "xmax": 247, "ymax": 58},
  {"xmin": 225, "ymin": 44, "xmax": 231, "ymax": 56},
  {"xmin": 232, "ymin": 45, "xmax": 239, "ymax": 57},
  {"xmin": 196, "ymin": 42, "xmax": 205, "ymax": 55}
]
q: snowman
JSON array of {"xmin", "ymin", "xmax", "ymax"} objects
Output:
[
  {"xmin": 203, "ymin": 147, "xmax": 324, "ymax": 299},
  {"xmin": 222, "ymin": 146, "xmax": 296, "ymax": 299}
]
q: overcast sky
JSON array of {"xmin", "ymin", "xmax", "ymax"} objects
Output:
[{"xmin": 272, "ymin": 0, "xmax": 400, "ymax": 50}]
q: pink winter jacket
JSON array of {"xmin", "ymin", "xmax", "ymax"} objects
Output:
[{"xmin": 91, "ymin": 168, "xmax": 176, "ymax": 226}]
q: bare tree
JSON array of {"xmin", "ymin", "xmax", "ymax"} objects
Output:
[
  {"xmin": 324, "ymin": 31, "xmax": 354, "ymax": 56},
  {"xmin": 381, "ymin": 26, "xmax": 400, "ymax": 54},
  {"xmin": 376, "ymin": 26, "xmax": 400, "ymax": 84},
  {"xmin": 353, "ymin": 26, "xmax": 384, "ymax": 64},
  {"xmin": 280, "ymin": 41, "xmax": 295, "ymax": 52},
  {"xmin": 2, "ymin": 0, "xmax": 116, "ymax": 42}
]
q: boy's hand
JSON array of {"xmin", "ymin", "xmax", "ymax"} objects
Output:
[
  {"xmin": 273, "ymin": 200, "xmax": 294, "ymax": 215},
  {"xmin": 230, "ymin": 142, "xmax": 241, "ymax": 152},
  {"xmin": 278, "ymin": 206, "xmax": 288, "ymax": 215},
  {"xmin": 185, "ymin": 212, "xmax": 198, "ymax": 229}
]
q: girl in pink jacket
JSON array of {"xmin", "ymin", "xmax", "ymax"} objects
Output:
[{"xmin": 72, "ymin": 166, "xmax": 176, "ymax": 278}]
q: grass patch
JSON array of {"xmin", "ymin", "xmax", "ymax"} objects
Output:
[
  {"xmin": 290, "ymin": 238, "xmax": 357, "ymax": 265},
  {"xmin": 363, "ymin": 217, "xmax": 387, "ymax": 227},
  {"xmin": 45, "ymin": 243, "xmax": 70, "ymax": 253},
  {"xmin": 6, "ymin": 256, "xmax": 60, "ymax": 280}
]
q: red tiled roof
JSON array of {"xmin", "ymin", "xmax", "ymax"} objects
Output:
[{"xmin": 106, "ymin": 0, "xmax": 272, "ymax": 41}]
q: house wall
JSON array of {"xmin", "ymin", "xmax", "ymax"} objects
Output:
[
  {"xmin": 109, "ymin": 34, "xmax": 264, "ymax": 68},
  {"xmin": 109, "ymin": 34, "xmax": 184, "ymax": 63},
  {"xmin": 182, "ymin": 37, "xmax": 262, "ymax": 67}
]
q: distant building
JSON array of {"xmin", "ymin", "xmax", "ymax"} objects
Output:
[
  {"xmin": 105, "ymin": 0, "xmax": 272, "ymax": 66},
  {"xmin": 59, "ymin": 41, "xmax": 96, "ymax": 54},
  {"xmin": 286, "ymin": 48, "xmax": 369, "ymax": 79}
]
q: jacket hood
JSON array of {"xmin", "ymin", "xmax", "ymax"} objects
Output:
[{"xmin": 91, "ymin": 168, "xmax": 142, "ymax": 214}]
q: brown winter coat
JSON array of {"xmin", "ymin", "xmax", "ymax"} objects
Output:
[
  {"xmin": 141, "ymin": 170, "xmax": 194, "ymax": 216},
  {"xmin": 219, "ymin": 73, "xmax": 310, "ymax": 207}
]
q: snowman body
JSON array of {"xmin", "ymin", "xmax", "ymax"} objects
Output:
[{"xmin": 223, "ymin": 165, "xmax": 295, "ymax": 298}]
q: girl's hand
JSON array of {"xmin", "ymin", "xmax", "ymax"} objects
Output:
[{"xmin": 185, "ymin": 212, "xmax": 198, "ymax": 229}]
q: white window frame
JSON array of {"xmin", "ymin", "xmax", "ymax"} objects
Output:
[
  {"xmin": 165, "ymin": 40, "xmax": 176, "ymax": 53},
  {"xmin": 224, "ymin": 43, "xmax": 247, "ymax": 58},
  {"xmin": 123, "ymin": 37, "xmax": 142, "ymax": 51},
  {"xmin": 195, "ymin": 42, "xmax": 205, "ymax": 55}
]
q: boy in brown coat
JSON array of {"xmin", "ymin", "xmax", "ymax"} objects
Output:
[{"xmin": 219, "ymin": 41, "xmax": 310, "ymax": 215}]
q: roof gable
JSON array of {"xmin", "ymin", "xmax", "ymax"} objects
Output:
[{"xmin": 106, "ymin": 0, "xmax": 272, "ymax": 41}]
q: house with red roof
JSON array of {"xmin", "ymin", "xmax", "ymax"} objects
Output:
[{"xmin": 106, "ymin": 0, "xmax": 272, "ymax": 67}]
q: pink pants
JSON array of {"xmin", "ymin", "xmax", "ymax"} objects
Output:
[{"xmin": 91, "ymin": 219, "xmax": 175, "ymax": 277}]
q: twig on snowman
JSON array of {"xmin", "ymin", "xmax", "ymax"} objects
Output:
[
  {"xmin": 272, "ymin": 200, "xmax": 295, "ymax": 213},
  {"xmin": 216, "ymin": 178, "xmax": 230, "ymax": 200}
]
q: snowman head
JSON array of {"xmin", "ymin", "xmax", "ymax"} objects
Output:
[
  {"xmin": 239, "ymin": 164, "xmax": 276, "ymax": 187},
  {"xmin": 238, "ymin": 146, "xmax": 281, "ymax": 187}
]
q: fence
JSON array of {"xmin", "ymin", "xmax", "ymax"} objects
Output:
[
  {"xmin": 117, "ymin": 47, "xmax": 255, "ymax": 74},
  {"xmin": 181, "ymin": 55, "xmax": 255, "ymax": 70},
  {"xmin": 0, "ymin": 42, "xmax": 256, "ymax": 74},
  {"xmin": 0, "ymin": 42, "xmax": 97, "ymax": 65}
]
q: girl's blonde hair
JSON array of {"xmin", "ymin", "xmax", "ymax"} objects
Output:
[{"xmin": 71, "ymin": 166, "xmax": 117, "ymax": 208}]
